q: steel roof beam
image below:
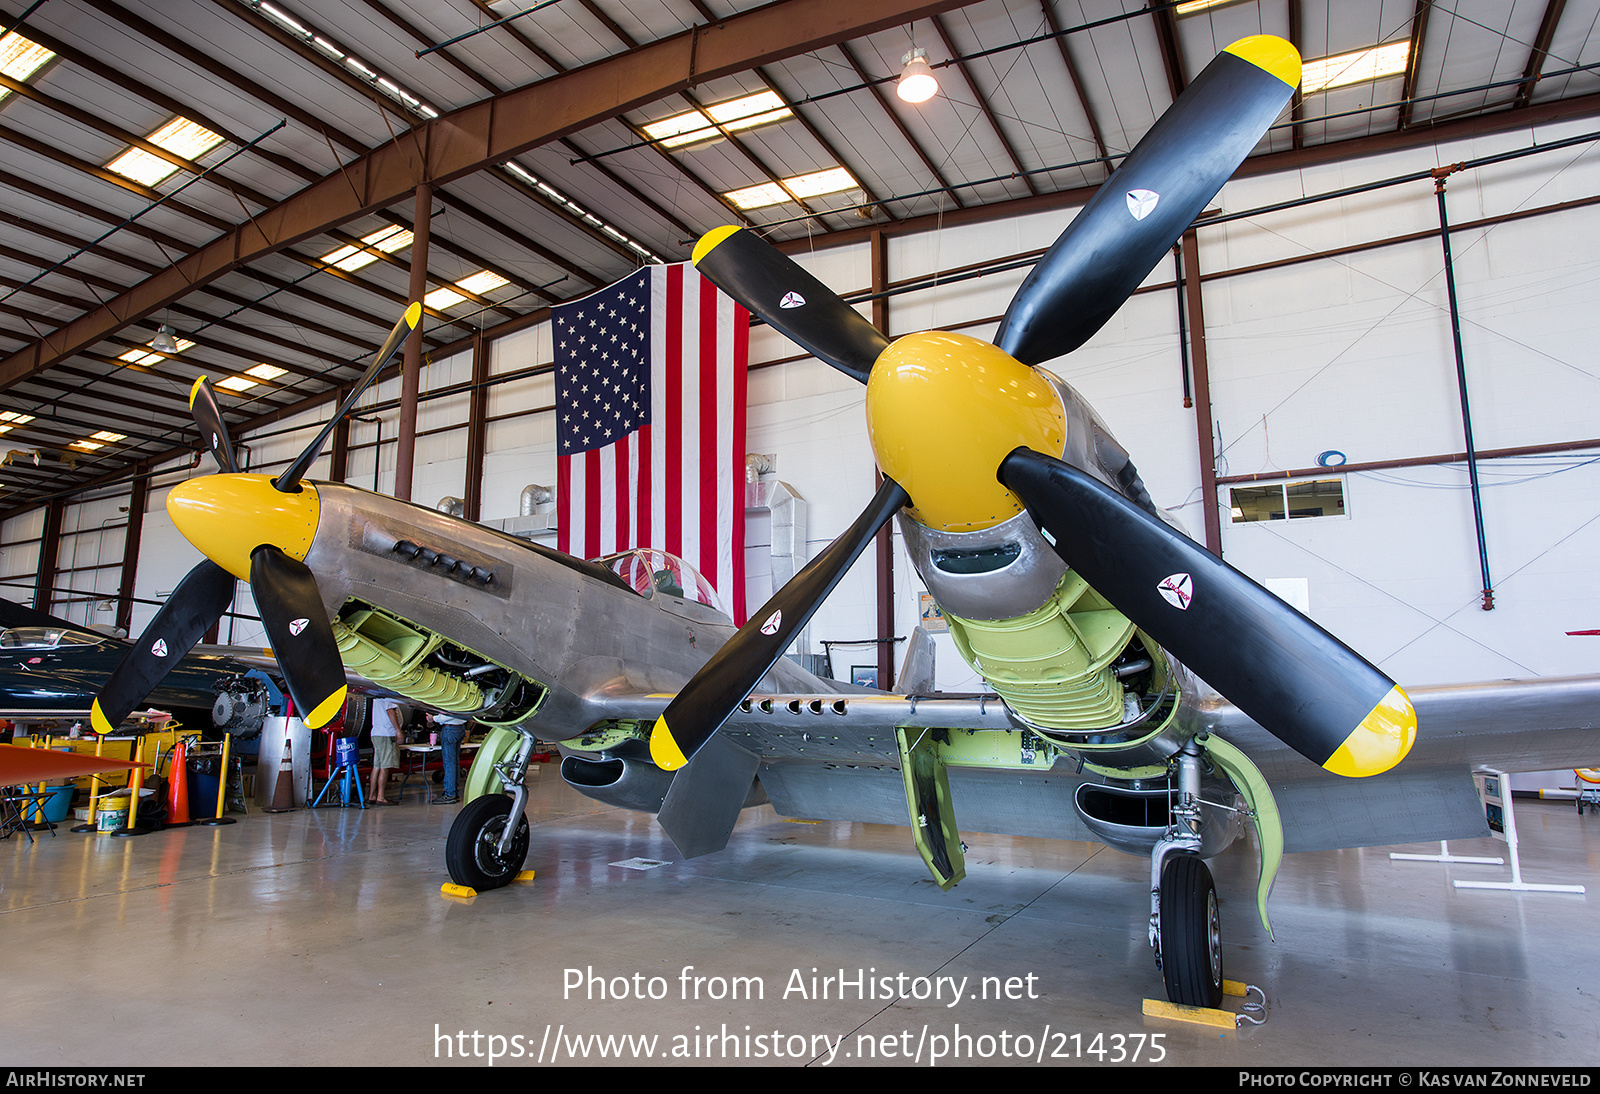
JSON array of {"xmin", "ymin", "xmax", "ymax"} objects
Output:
[
  {"xmin": 1515, "ymin": 0, "xmax": 1568, "ymax": 109},
  {"xmin": 0, "ymin": 0, "xmax": 984, "ymax": 391},
  {"xmin": 837, "ymin": 40, "xmax": 967, "ymax": 212},
  {"xmin": 931, "ymin": 14, "xmax": 1037, "ymax": 196},
  {"xmin": 1399, "ymin": 0, "xmax": 1433, "ymax": 130},
  {"xmin": 1040, "ymin": 0, "xmax": 1108, "ymax": 163}
]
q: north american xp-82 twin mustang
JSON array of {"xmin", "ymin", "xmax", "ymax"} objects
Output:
[{"xmin": 90, "ymin": 36, "xmax": 1600, "ymax": 1008}]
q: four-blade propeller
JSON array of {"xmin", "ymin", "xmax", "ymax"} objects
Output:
[
  {"xmin": 90, "ymin": 303, "xmax": 421, "ymax": 735},
  {"xmin": 89, "ymin": 36, "xmax": 1416, "ymax": 783},
  {"xmin": 652, "ymin": 36, "xmax": 1416, "ymax": 780}
]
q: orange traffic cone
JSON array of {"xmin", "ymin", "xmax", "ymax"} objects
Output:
[
  {"xmin": 263, "ymin": 738, "xmax": 296, "ymax": 813},
  {"xmin": 166, "ymin": 738, "xmax": 191, "ymax": 825}
]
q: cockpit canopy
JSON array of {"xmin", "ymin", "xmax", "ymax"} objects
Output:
[
  {"xmin": 594, "ymin": 549, "xmax": 725, "ymax": 614},
  {"xmin": 0, "ymin": 627, "xmax": 109, "ymax": 650}
]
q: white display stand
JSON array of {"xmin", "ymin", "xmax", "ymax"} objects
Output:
[
  {"xmin": 1452, "ymin": 770, "xmax": 1585, "ymax": 894},
  {"xmin": 1390, "ymin": 840, "xmax": 1502, "ymax": 865}
]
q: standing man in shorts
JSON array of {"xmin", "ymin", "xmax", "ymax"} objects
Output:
[{"xmin": 368, "ymin": 696, "xmax": 405, "ymax": 805}]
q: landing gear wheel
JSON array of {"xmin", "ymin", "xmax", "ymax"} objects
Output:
[
  {"xmin": 445, "ymin": 794, "xmax": 529, "ymax": 890},
  {"xmin": 1159, "ymin": 854, "xmax": 1223, "ymax": 1007}
]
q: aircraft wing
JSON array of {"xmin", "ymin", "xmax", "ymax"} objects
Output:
[
  {"xmin": 1187, "ymin": 675, "xmax": 1600, "ymax": 852},
  {"xmin": 576, "ymin": 676, "xmax": 1600, "ymax": 859}
]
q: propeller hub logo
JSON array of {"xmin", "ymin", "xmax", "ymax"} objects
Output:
[
  {"xmin": 1157, "ymin": 573, "xmax": 1193, "ymax": 610},
  {"xmin": 150, "ymin": 639, "xmax": 168, "ymax": 658},
  {"xmin": 288, "ymin": 618, "xmax": 310, "ymax": 636},
  {"xmin": 760, "ymin": 610, "xmax": 782, "ymax": 635},
  {"xmin": 1126, "ymin": 189, "xmax": 1160, "ymax": 221},
  {"xmin": 779, "ymin": 292, "xmax": 805, "ymax": 309}
]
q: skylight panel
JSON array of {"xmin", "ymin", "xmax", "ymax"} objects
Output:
[
  {"xmin": 319, "ymin": 244, "xmax": 366, "ymax": 272},
  {"xmin": 1302, "ymin": 42, "xmax": 1412, "ymax": 95},
  {"xmin": 423, "ymin": 286, "xmax": 468, "ymax": 310},
  {"xmin": 500, "ymin": 161, "xmax": 665, "ymax": 265},
  {"xmin": 117, "ymin": 336, "xmax": 194, "ymax": 367},
  {"xmin": 218, "ymin": 363, "xmax": 287, "ymax": 393},
  {"xmin": 0, "ymin": 31, "xmax": 55, "ymax": 103},
  {"xmin": 242, "ymin": 0, "xmax": 437, "ymax": 120},
  {"xmin": 319, "ymin": 225, "xmax": 412, "ymax": 272},
  {"xmin": 645, "ymin": 90, "xmax": 793, "ymax": 149},
  {"xmin": 0, "ymin": 411, "xmax": 35, "ymax": 436},
  {"xmin": 257, "ymin": 2, "xmax": 310, "ymax": 37},
  {"xmin": 72, "ymin": 431, "xmax": 125, "ymax": 451},
  {"xmin": 1175, "ymin": 0, "xmax": 1251, "ymax": 14},
  {"xmin": 705, "ymin": 91, "xmax": 787, "ymax": 125},
  {"xmin": 106, "ymin": 117, "xmax": 225, "ymax": 187},
  {"xmin": 725, "ymin": 167, "xmax": 859, "ymax": 211},
  {"xmin": 783, "ymin": 167, "xmax": 857, "ymax": 200},
  {"xmin": 455, "ymin": 270, "xmax": 508, "ymax": 296},
  {"xmin": 643, "ymin": 110, "xmax": 716, "ymax": 149},
  {"xmin": 424, "ymin": 270, "xmax": 509, "ymax": 311},
  {"xmin": 724, "ymin": 181, "xmax": 790, "ymax": 210}
]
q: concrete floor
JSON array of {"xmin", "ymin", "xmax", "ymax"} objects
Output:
[{"xmin": 3, "ymin": 765, "xmax": 1596, "ymax": 1068}]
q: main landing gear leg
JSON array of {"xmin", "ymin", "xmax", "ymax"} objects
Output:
[
  {"xmin": 444, "ymin": 730, "xmax": 537, "ymax": 891},
  {"xmin": 1148, "ymin": 740, "xmax": 1223, "ymax": 1007}
]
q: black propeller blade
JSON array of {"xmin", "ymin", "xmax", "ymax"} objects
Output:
[
  {"xmin": 998, "ymin": 447, "xmax": 1414, "ymax": 777},
  {"xmin": 996, "ymin": 36, "xmax": 1300, "ymax": 366},
  {"xmin": 91, "ymin": 303, "xmax": 420, "ymax": 735},
  {"xmin": 650, "ymin": 475, "xmax": 911, "ymax": 770},
  {"xmin": 251, "ymin": 546, "xmax": 348, "ymax": 727},
  {"xmin": 692, "ymin": 226, "xmax": 889, "ymax": 384},
  {"xmin": 190, "ymin": 376, "xmax": 238, "ymax": 474},
  {"xmin": 275, "ymin": 301, "xmax": 421, "ymax": 492},
  {"xmin": 91, "ymin": 559, "xmax": 236, "ymax": 735}
]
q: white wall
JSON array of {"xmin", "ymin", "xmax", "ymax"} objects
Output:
[{"xmin": 8, "ymin": 114, "xmax": 1598, "ymax": 692}]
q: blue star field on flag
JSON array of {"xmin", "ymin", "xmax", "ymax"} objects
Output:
[{"xmin": 555, "ymin": 269, "xmax": 652, "ymax": 456}]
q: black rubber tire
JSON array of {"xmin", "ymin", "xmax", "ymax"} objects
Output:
[
  {"xmin": 1159, "ymin": 854, "xmax": 1223, "ymax": 1007},
  {"xmin": 445, "ymin": 794, "xmax": 529, "ymax": 891}
]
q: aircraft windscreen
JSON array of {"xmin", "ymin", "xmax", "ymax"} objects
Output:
[
  {"xmin": 596, "ymin": 549, "xmax": 725, "ymax": 614},
  {"xmin": 0, "ymin": 627, "xmax": 107, "ymax": 650}
]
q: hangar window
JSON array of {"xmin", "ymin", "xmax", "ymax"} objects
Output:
[{"xmin": 1230, "ymin": 478, "xmax": 1345, "ymax": 523}]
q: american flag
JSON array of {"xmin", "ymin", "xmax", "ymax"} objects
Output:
[{"xmin": 554, "ymin": 263, "xmax": 749, "ymax": 624}]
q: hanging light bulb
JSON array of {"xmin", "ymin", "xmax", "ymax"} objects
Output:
[
  {"xmin": 897, "ymin": 47, "xmax": 938, "ymax": 104},
  {"xmin": 151, "ymin": 324, "xmax": 179, "ymax": 354}
]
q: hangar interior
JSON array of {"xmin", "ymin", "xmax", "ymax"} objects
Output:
[{"xmin": 1, "ymin": 0, "xmax": 1597, "ymax": 1066}]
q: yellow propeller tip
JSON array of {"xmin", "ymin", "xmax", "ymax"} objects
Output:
[
  {"xmin": 692, "ymin": 226, "xmax": 742, "ymax": 267},
  {"xmin": 1225, "ymin": 35, "xmax": 1302, "ymax": 90},
  {"xmin": 1322, "ymin": 685, "xmax": 1417, "ymax": 777},
  {"xmin": 650, "ymin": 718, "xmax": 689, "ymax": 771},
  {"xmin": 303, "ymin": 686, "xmax": 348, "ymax": 730},
  {"xmin": 189, "ymin": 376, "xmax": 208, "ymax": 407},
  {"xmin": 89, "ymin": 700, "xmax": 115, "ymax": 737},
  {"xmin": 403, "ymin": 301, "xmax": 423, "ymax": 328}
]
